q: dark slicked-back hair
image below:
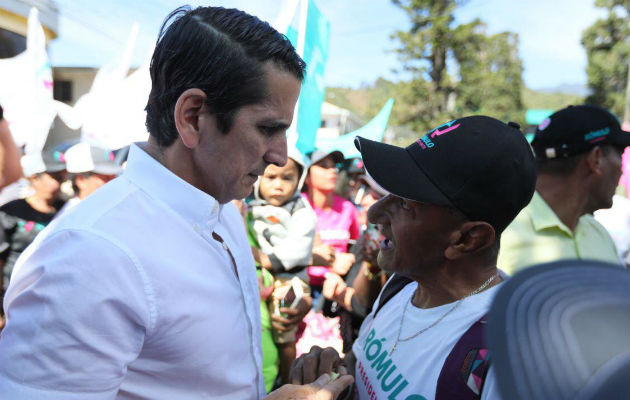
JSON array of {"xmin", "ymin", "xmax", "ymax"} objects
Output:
[{"xmin": 145, "ymin": 6, "xmax": 306, "ymax": 147}]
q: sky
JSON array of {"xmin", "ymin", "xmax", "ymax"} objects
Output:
[{"xmin": 47, "ymin": 0, "xmax": 607, "ymax": 91}]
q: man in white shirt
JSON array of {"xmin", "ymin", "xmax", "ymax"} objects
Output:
[
  {"xmin": 0, "ymin": 6, "xmax": 351, "ymax": 400},
  {"xmin": 291, "ymin": 116, "xmax": 537, "ymax": 400}
]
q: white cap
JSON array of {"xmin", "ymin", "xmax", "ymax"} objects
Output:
[
  {"xmin": 65, "ymin": 143, "xmax": 122, "ymax": 175},
  {"xmin": 20, "ymin": 153, "xmax": 47, "ymax": 177}
]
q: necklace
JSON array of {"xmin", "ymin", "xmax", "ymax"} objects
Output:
[{"xmin": 388, "ymin": 273, "xmax": 498, "ymax": 356}]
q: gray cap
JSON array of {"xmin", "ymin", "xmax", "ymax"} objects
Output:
[
  {"xmin": 487, "ymin": 260, "xmax": 630, "ymax": 400},
  {"xmin": 308, "ymin": 149, "xmax": 344, "ymax": 166}
]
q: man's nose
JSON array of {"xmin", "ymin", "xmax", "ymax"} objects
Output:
[
  {"xmin": 367, "ymin": 195, "xmax": 390, "ymax": 225},
  {"xmin": 264, "ymin": 134, "xmax": 288, "ymax": 167}
]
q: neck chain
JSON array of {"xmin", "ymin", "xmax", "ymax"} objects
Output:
[{"xmin": 388, "ymin": 273, "xmax": 498, "ymax": 357}]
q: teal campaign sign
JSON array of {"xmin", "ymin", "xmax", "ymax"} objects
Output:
[{"xmin": 315, "ymin": 98, "xmax": 394, "ymax": 159}]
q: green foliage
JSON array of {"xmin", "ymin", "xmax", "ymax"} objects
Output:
[
  {"xmin": 388, "ymin": 0, "xmax": 526, "ymax": 133},
  {"xmin": 582, "ymin": 0, "xmax": 630, "ymax": 117},
  {"xmin": 522, "ymin": 88, "xmax": 584, "ymax": 110}
]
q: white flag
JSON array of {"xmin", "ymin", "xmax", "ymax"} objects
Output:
[{"xmin": 0, "ymin": 8, "xmax": 56, "ymax": 154}]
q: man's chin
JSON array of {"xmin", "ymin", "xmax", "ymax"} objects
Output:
[{"xmin": 377, "ymin": 253, "xmax": 394, "ymax": 273}]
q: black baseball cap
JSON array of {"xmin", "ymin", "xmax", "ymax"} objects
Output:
[
  {"xmin": 532, "ymin": 104, "xmax": 630, "ymax": 160},
  {"xmin": 354, "ymin": 115, "xmax": 536, "ymax": 234},
  {"xmin": 487, "ymin": 260, "xmax": 630, "ymax": 400}
]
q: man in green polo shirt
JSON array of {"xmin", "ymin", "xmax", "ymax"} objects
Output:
[{"xmin": 498, "ymin": 105, "xmax": 630, "ymax": 275}]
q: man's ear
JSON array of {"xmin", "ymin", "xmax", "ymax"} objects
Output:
[
  {"xmin": 444, "ymin": 221, "xmax": 495, "ymax": 260},
  {"xmin": 174, "ymin": 88, "xmax": 207, "ymax": 149},
  {"xmin": 585, "ymin": 146, "xmax": 604, "ymax": 175}
]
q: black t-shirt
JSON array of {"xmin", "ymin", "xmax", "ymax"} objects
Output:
[{"xmin": 0, "ymin": 199, "xmax": 60, "ymax": 293}]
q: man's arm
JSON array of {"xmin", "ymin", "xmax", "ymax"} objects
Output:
[
  {"xmin": 352, "ymin": 261, "xmax": 384, "ymax": 309},
  {"xmin": 0, "ymin": 229, "xmax": 151, "ymax": 399},
  {"xmin": 264, "ymin": 373, "xmax": 354, "ymax": 400},
  {"xmin": 0, "ymin": 119, "xmax": 22, "ymax": 190}
]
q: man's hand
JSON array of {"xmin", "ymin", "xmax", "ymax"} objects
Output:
[
  {"xmin": 271, "ymin": 295, "xmax": 312, "ymax": 332},
  {"xmin": 361, "ymin": 239, "xmax": 380, "ymax": 267},
  {"xmin": 264, "ymin": 372, "xmax": 354, "ymax": 400},
  {"xmin": 323, "ymin": 274, "xmax": 354, "ymax": 311},
  {"xmin": 331, "ymin": 253, "xmax": 355, "ymax": 276},
  {"xmin": 312, "ymin": 244, "xmax": 336, "ymax": 266},
  {"xmin": 290, "ymin": 346, "xmax": 345, "ymax": 385},
  {"xmin": 322, "ymin": 273, "xmax": 346, "ymax": 301}
]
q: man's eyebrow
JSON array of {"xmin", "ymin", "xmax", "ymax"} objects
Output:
[{"xmin": 259, "ymin": 119, "xmax": 291, "ymax": 129}]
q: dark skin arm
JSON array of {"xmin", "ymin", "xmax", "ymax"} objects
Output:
[
  {"xmin": 352, "ymin": 236, "xmax": 385, "ymax": 309},
  {"xmin": 351, "ymin": 262, "xmax": 384, "ymax": 309}
]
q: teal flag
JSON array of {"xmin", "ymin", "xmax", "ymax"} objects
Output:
[
  {"xmin": 525, "ymin": 109, "xmax": 553, "ymax": 125},
  {"xmin": 315, "ymin": 98, "xmax": 394, "ymax": 159},
  {"xmin": 284, "ymin": 0, "xmax": 330, "ymax": 154}
]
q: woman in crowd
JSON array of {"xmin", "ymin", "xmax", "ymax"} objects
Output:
[
  {"xmin": 0, "ymin": 152, "xmax": 65, "ymax": 319},
  {"xmin": 303, "ymin": 149, "xmax": 360, "ymax": 293}
]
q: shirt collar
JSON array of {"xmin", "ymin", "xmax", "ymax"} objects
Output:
[
  {"xmin": 123, "ymin": 143, "xmax": 223, "ymax": 230},
  {"xmin": 528, "ymin": 191, "xmax": 573, "ymax": 236}
]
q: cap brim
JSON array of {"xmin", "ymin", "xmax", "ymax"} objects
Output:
[
  {"xmin": 487, "ymin": 260, "xmax": 630, "ymax": 400},
  {"xmin": 354, "ymin": 136, "xmax": 452, "ymax": 206},
  {"xmin": 92, "ymin": 164, "xmax": 122, "ymax": 175},
  {"xmin": 310, "ymin": 150, "xmax": 344, "ymax": 166},
  {"xmin": 45, "ymin": 164, "xmax": 66, "ymax": 173},
  {"xmin": 611, "ymin": 129, "xmax": 630, "ymax": 148}
]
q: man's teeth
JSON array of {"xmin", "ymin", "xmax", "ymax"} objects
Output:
[{"xmin": 380, "ymin": 238, "xmax": 394, "ymax": 249}]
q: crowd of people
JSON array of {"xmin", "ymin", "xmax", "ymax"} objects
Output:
[{"xmin": 0, "ymin": 5, "xmax": 627, "ymax": 400}]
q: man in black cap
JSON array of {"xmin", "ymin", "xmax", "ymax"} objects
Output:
[
  {"xmin": 291, "ymin": 115, "xmax": 537, "ymax": 400},
  {"xmin": 498, "ymin": 105, "xmax": 629, "ymax": 275}
]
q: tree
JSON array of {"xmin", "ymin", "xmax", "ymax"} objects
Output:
[
  {"xmin": 582, "ymin": 0, "xmax": 630, "ymax": 118},
  {"xmin": 390, "ymin": 0, "xmax": 525, "ymax": 132}
]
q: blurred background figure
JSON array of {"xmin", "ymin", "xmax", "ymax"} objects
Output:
[
  {"xmin": 594, "ymin": 191, "xmax": 630, "ymax": 268},
  {"xmin": 296, "ymin": 149, "xmax": 360, "ymax": 356},
  {"xmin": 499, "ymin": 105, "xmax": 629, "ymax": 274},
  {"xmin": 0, "ymin": 150, "xmax": 65, "ymax": 324},
  {"xmin": 488, "ymin": 260, "xmax": 630, "ymax": 400},
  {"xmin": 303, "ymin": 149, "xmax": 359, "ymax": 289},
  {"xmin": 58, "ymin": 142, "xmax": 121, "ymax": 215},
  {"xmin": 322, "ymin": 172, "xmax": 389, "ymax": 352},
  {"xmin": 0, "ymin": 105, "xmax": 22, "ymax": 193},
  {"xmin": 247, "ymin": 145, "xmax": 315, "ymax": 387}
]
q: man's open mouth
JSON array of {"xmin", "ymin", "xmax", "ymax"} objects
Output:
[{"xmin": 380, "ymin": 238, "xmax": 394, "ymax": 250}]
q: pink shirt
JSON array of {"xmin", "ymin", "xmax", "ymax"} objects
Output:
[{"xmin": 303, "ymin": 193, "xmax": 360, "ymax": 285}]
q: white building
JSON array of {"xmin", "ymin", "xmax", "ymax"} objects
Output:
[{"xmin": 317, "ymin": 101, "xmax": 364, "ymax": 141}]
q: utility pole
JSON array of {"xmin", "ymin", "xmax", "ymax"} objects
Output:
[
  {"xmin": 624, "ymin": 20, "xmax": 630, "ymax": 130},
  {"xmin": 624, "ymin": 48, "xmax": 630, "ymax": 130}
]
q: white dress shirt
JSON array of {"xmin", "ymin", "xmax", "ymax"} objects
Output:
[{"xmin": 0, "ymin": 144, "xmax": 265, "ymax": 399}]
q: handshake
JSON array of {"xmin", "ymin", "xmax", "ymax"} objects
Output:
[{"xmin": 264, "ymin": 346, "xmax": 353, "ymax": 400}]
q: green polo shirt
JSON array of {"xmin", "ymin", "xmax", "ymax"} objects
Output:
[{"xmin": 498, "ymin": 191, "xmax": 621, "ymax": 275}]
